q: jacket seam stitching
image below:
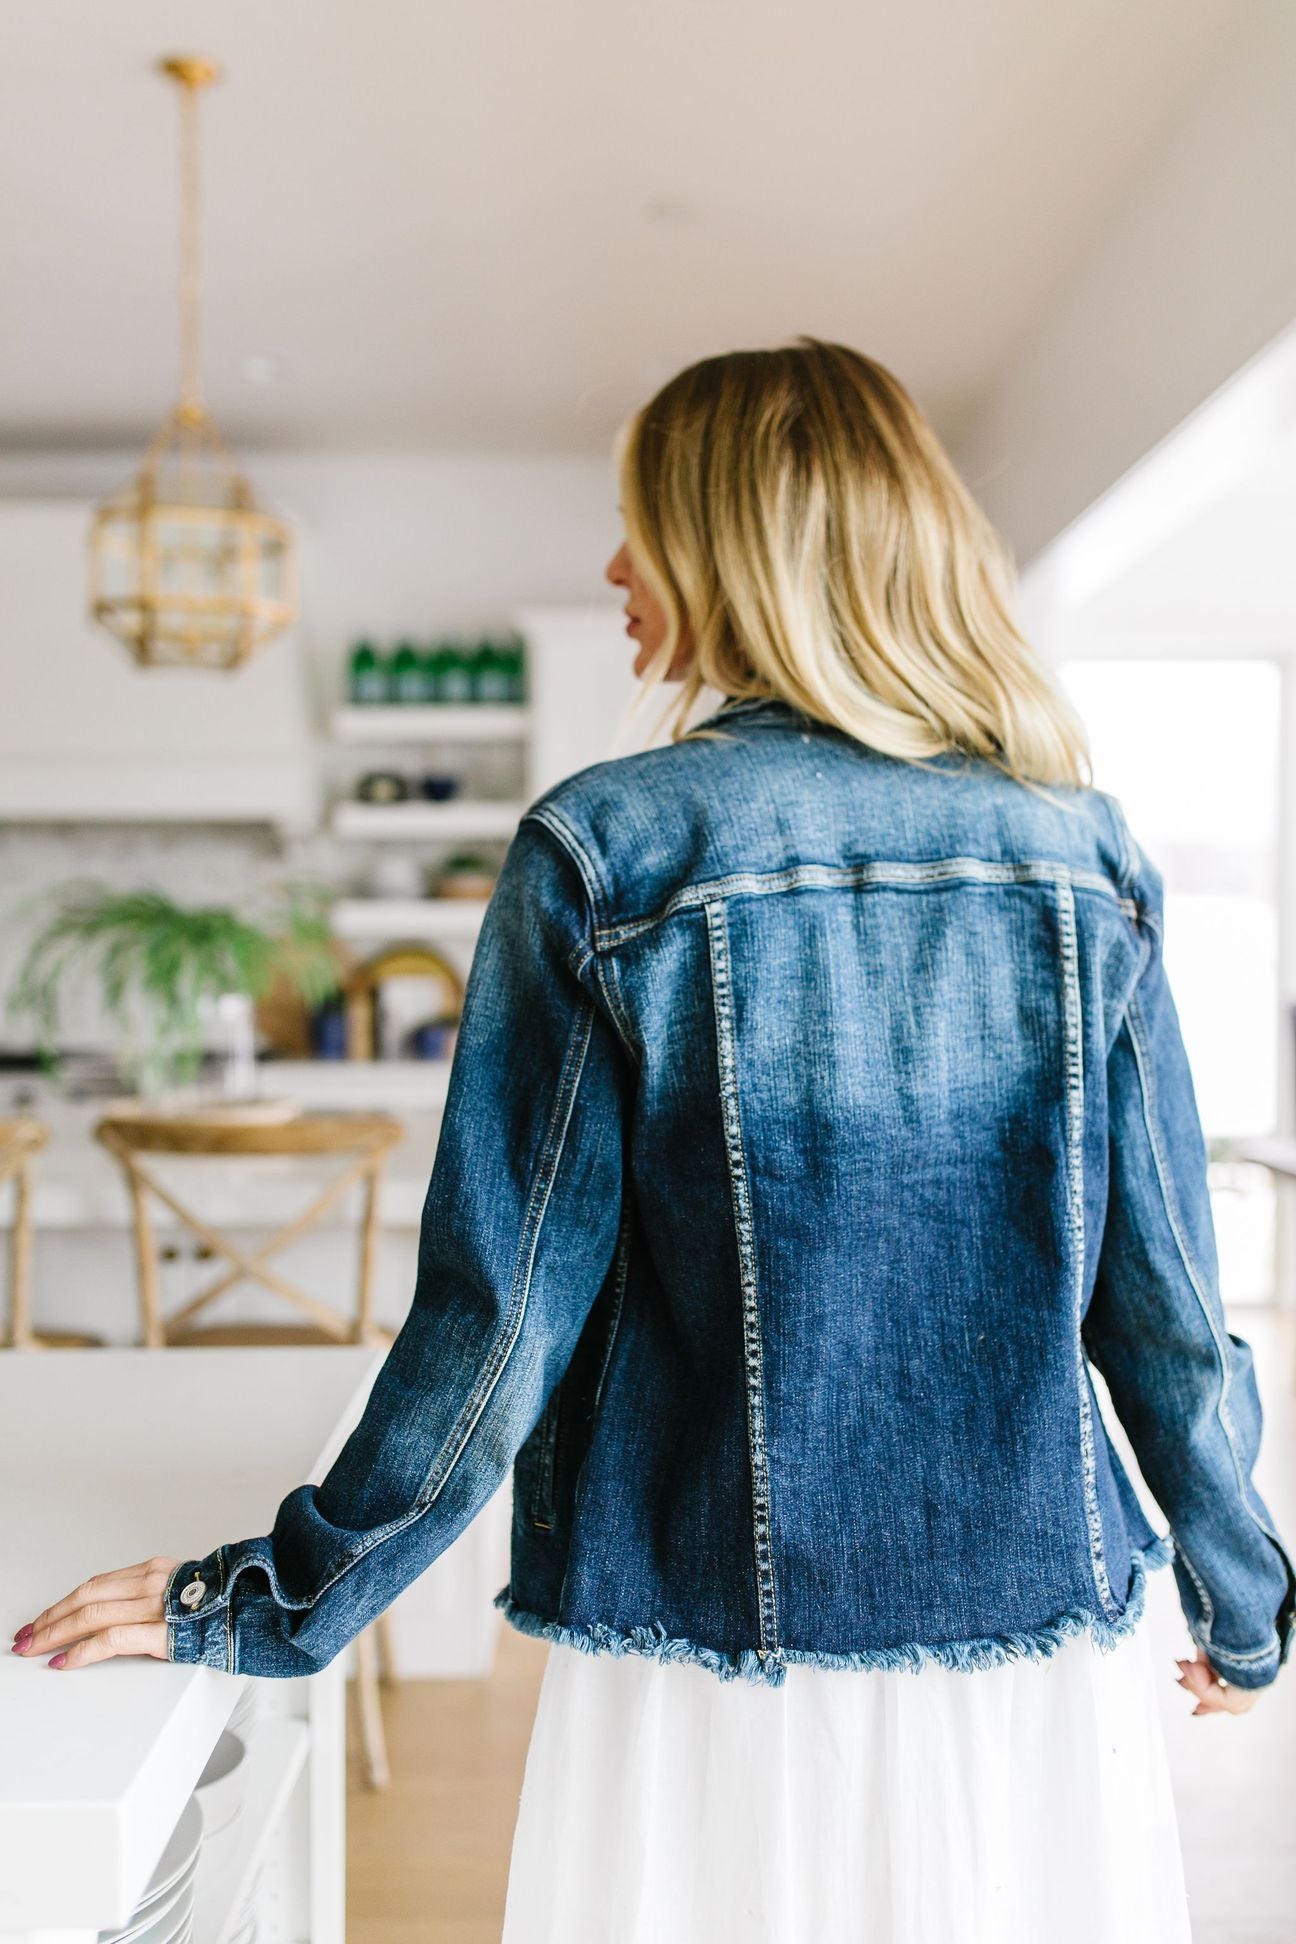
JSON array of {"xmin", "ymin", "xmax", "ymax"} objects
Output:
[
  {"xmin": 1124, "ymin": 994, "xmax": 1286, "ymax": 1558},
  {"xmin": 595, "ymin": 955, "xmax": 640, "ymax": 1066},
  {"xmin": 706, "ymin": 899, "xmax": 780, "ymax": 1659},
  {"xmin": 1175, "ymin": 1540, "xmax": 1216, "ymax": 1640},
  {"xmin": 1102, "ymin": 794, "xmax": 1139, "ymax": 888},
  {"xmin": 263, "ymin": 999, "xmax": 597, "ymax": 1615},
  {"xmin": 1056, "ymin": 878, "xmax": 1117, "ymax": 1621},
  {"xmin": 525, "ymin": 804, "xmax": 606, "ymax": 923},
  {"xmin": 594, "ymin": 858, "xmax": 1136, "ymax": 948},
  {"xmin": 1107, "ymin": 927, "xmax": 1154, "ymax": 1056},
  {"xmin": 1198, "ymin": 1636, "xmax": 1278, "ymax": 1664},
  {"xmin": 607, "ymin": 956, "xmax": 639, "ymax": 1064},
  {"xmin": 412, "ymin": 999, "xmax": 596, "ymax": 1512},
  {"xmin": 163, "ymin": 1560, "xmax": 183, "ymax": 1662}
]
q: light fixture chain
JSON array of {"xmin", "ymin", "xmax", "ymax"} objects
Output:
[{"xmin": 176, "ymin": 74, "xmax": 204, "ymax": 416}]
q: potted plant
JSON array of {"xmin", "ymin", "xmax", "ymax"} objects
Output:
[{"xmin": 9, "ymin": 883, "xmax": 340, "ymax": 1104}]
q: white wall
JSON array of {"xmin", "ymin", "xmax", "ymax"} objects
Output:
[
  {"xmin": 0, "ymin": 448, "xmax": 622, "ymax": 710},
  {"xmin": 955, "ymin": 0, "xmax": 1296, "ymax": 566}
]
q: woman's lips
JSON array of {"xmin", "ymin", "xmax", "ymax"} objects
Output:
[{"xmin": 625, "ymin": 615, "xmax": 640, "ymax": 635}]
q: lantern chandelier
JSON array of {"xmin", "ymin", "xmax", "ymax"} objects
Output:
[{"xmin": 88, "ymin": 56, "xmax": 296, "ymax": 671}]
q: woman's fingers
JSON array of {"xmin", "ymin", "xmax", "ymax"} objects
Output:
[
  {"xmin": 22, "ymin": 1556, "xmax": 176, "ymax": 1632},
  {"xmin": 19, "ymin": 1595, "xmax": 170, "ymax": 1659},
  {"xmin": 13, "ymin": 1556, "xmax": 178, "ymax": 1668},
  {"xmin": 1175, "ymin": 1652, "xmax": 1259, "ymax": 1716},
  {"xmin": 47, "ymin": 1622, "xmax": 169, "ymax": 1671}
]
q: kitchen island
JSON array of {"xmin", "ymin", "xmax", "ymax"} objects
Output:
[{"xmin": 0, "ymin": 1346, "xmax": 383, "ymax": 1943}]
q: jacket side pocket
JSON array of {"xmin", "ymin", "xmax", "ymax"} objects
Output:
[{"xmin": 529, "ymin": 1386, "xmax": 564, "ymax": 1532}]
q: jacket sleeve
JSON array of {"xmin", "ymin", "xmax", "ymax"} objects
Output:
[
  {"xmin": 1083, "ymin": 851, "xmax": 1295, "ymax": 1689},
  {"xmin": 165, "ymin": 812, "xmax": 629, "ymax": 1674}
]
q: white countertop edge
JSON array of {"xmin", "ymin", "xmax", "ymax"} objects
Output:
[{"xmin": 0, "ymin": 1347, "xmax": 385, "ymax": 1932}]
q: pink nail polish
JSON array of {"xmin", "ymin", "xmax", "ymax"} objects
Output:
[
  {"xmin": 48, "ymin": 1653, "xmax": 67, "ymax": 1670},
  {"xmin": 13, "ymin": 1625, "xmax": 32, "ymax": 1646}
]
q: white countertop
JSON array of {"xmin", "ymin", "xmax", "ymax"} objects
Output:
[{"xmin": 0, "ymin": 1346, "xmax": 383, "ymax": 1934}]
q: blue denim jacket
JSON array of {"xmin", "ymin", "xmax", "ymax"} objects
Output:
[{"xmin": 166, "ymin": 695, "xmax": 1295, "ymax": 1688}]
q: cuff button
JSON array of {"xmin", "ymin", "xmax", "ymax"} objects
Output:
[{"xmin": 179, "ymin": 1578, "xmax": 207, "ymax": 1610}]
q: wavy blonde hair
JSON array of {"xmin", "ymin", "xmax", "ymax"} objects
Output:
[{"xmin": 618, "ymin": 338, "xmax": 1089, "ymax": 788}]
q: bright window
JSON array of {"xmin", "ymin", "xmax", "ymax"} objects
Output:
[{"xmin": 1060, "ymin": 659, "xmax": 1281, "ymax": 1303}]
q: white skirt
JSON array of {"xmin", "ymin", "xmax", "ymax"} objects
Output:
[{"xmin": 501, "ymin": 1611, "xmax": 1190, "ymax": 1944}]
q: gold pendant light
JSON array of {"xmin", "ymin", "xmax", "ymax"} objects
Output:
[{"xmin": 88, "ymin": 56, "xmax": 297, "ymax": 670}]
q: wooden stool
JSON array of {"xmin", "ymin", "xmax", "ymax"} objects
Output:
[
  {"xmin": 0, "ymin": 1117, "xmax": 102, "ymax": 1350},
  {"xmin": 95, "ymin": 1107, "xmax": 406, "ymax": 1789}
]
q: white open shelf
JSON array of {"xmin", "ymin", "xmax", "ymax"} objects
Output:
[
  {"xmin": 332, "ymin": 705, "xmax": 530, "ymax": 742},
  {"xmin": 330, "ymin": 896, "xmax": 490, "ymax": 941},
  {"xmin": 193, "ymin": 1719, "xmax": 309, "ymax": 1944},
  {"xmin": 331, "ymin": 800, "xmax": 523, "ymax": 841}
]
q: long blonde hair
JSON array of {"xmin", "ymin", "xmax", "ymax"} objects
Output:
[{"xmin": 618, "ymin": 339, "xmax": 1089, "ymax": 788}]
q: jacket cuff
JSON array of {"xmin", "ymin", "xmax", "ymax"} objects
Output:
[
  {"xmin": 1196, "ymin": 1630, "xmax": 1286, "ymax": 1691},
  {"xmin": 165, "ymin": 1553, "xmax": 232, "ymax": 1670}
]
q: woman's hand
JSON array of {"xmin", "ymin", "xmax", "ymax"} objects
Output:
[
  {"xmin": 11, "ymin": 1557, "xmax": 177, "ymax": 1670},
  {"xmin": 1176, "ymin": 1648, "xmax": 1260, "ymax": 1717}
]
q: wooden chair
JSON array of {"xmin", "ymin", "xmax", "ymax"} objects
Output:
[
  {"xmin": 94, "ymin": 1110, "xmax": 403, "ymax": 1350},
  {"xmin": 0, "ymin": 1117, "xmax": 101, "ymax": 1350},
  {"xmin": 95, "ymin": 1107, "xmax": 405, "ymax": 1789}
]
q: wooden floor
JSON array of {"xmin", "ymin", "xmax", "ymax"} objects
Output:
[
  {"xmin": 346, "ymin": 1623, "xmax": 546, "ymax": 1944},
  {"xmin": 347, "ymin": 1307, "xmax": 1295, "ymax": 1943}
]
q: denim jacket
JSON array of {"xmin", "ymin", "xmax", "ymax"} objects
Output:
[{"xmin": 167, "ymin": 695, "xmax": 1295, "ymax": 1689}]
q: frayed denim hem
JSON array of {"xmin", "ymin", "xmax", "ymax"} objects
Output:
[{"xmin": 495, "ymin": 1536, "xmax": 1175, "ymax": 1689}]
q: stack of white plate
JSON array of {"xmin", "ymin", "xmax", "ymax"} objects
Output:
[
  {"xmin": 98, "ymin": 1795, "xmax": 203, "ymax": 1944},
  {"xmin": 226, "ymin": 1682, "xmax": 261, "ymax": 1745},
  {"xmin": 194, "ymin": 1723, "xmax": 261, "ymax": 1944},
  {"xmin": 211, "ymin": 1848, "xmax": 262, "ymax": 1944},
  {"xmin": 225, "ymin": 1892, "xmax": 261, "ymax": 1944},
  {"xmin": 194, "ymin": 1731, "xmax": 247, "ymax": 1873}
]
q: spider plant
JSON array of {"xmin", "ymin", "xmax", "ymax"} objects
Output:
[{"xmin": 9, "ymin": 883, "xmax": 340, "ymax": 1099}]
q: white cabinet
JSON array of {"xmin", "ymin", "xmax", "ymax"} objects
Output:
[
  {"xmin": 517, "ymin": 603, "xmax": 654, "ymax": 798},
  {"xmin": 0, "ymin": 502, "xmax": 315, "ymax": 829}
]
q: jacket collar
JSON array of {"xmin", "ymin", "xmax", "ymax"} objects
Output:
[{"xmin": 693, "ymin": 693, "xmax": 788, "ymax": 731}]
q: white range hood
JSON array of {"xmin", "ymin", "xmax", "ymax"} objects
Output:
[{"xmin": 0, "ymin": 500, "xmax": 315, "ymax": 830}]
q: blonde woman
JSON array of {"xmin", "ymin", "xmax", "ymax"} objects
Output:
[{"xmin": 19, "ymin": 342, "xmax": 1294, "ymax": 1943}]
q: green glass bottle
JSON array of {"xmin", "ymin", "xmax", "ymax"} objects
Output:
[
  {"xmin": 505, "ymin": 633, "xmax": 527, "ymax": 703},
  {"xmin": 472, "ymin": 638, "xmax": 512, "ymax": 704},
  {"xmin": 428, "ymin": 643, "xmax": 453, "ymax": 703},
  {"xmin": 436, "ymin": 637, "xmax": 475, "ymax": 704},
  {"xmin": 427, "ymin": 641, "xmax": 448, "ymax": 703},
  {"xmin": 348, "ymin": 639, "xmax": 387, "ymax": 706},
  {"xmin": 390, "ymin": 639, "xmax": 424, "ymax": 705}
]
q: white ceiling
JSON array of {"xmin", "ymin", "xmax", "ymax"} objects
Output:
[
  {"xmin": 1, "ymin": 0, "xmax": 1244, "ymax": 454},
  {"xmin": 1020, "ymin": 319, "xmax": 1296, "ymax": 651}
]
